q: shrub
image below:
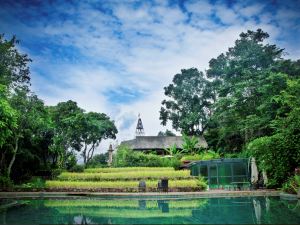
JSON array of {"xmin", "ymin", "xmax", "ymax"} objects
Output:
[
  {"xmin": 68, "ymin": 165, "xmax": 84, "ymax": 173},
  {"xmin": 247, "ymin": 133, "xmax": 300, "ymax": 187},
  {"xmin": 51, "ymin": 169, "xmax": 62, "ymax": 179},
  {"xmin": 20, "ymin": 177, "xmax": 45, "ymax": 189},
  {"xmin": 65, "ymin": 153, "xmax": 77, "ymax": 171},
  {"xmin": 87, "ymin": 153, "xmax": 109, "ymax": 168},
  {"xmin": 85, "ymin": 167, "xmax": 174, "ymax": 173},
  {"xmin": 58, "ymin": 170, "xmax": 191, "ymax": 181},
  {"xmin": 181, "ymin": 154, "xmax": 202, "ymax": 161},
  {"xmin": 46, "ymin": 179, "xmax": 205, "ymax": 190},
  {"xmin": 113, "ymin": 145, "xmax": 173, "ymax": 167},
  {"xmin": 0, "ymin": 176, "xmax": 13, "ymax": 190},
  {"xmin": 180, "ymin": 150, "xmax": 220, "ymax": 161},
  {"xmin": 282, "ymin": 175, "xmax": 300, "ymax": 194},
  {"xmin": 197, "ymin": 176, "xmax": 208, "ymax": 190}
]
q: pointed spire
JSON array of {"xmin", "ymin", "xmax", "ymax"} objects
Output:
[{"xmin": 136, "ymin": 113, "xmax": 145, "ymax": 136}]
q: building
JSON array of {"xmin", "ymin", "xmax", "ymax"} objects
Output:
[{"xmin": 120, "ymin": 115, "xmax": 208, "ymax": 155}]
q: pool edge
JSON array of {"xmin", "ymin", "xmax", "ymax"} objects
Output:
[{"xmin": 0, "ymin": 190, "xmax": 280, "ymax": 199}]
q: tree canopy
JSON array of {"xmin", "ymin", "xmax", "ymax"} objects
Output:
[
  {"xmin": 0, "ymin": 35, "xmax": 118, "ymax": 183},
  {"xmin": 160, "ymin": 29, "xmax": 300, "ymax": 187}
]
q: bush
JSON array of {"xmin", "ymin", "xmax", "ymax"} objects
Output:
[
  {"xmin": 197, "ymin": 176, "xmax": 208, "ymax": 190},
  {"xmin": 0, "ymin": 176, "xmax": 13, "ymax": 190},
  {"xmin": 282, "ymin": 175, "xmax": 300, "ymax": 194},
  {"xmin": 46, "ymin": 179, "xmax": 204, "ymax": 189},
  {"xmin": 20, "ymin": 177, "xmax": 45, "ymax": 189},
  {"xmin": 65, "ymin": 153, "xmax": 77, "ymax": 170},
  {"xmin": 51, "ymin": 169, "xmax": 62, "ymax": 179},
  {"xmin": 87, "ymin": 153, "xmax": 109, "ymax": 168},
  {"xmin": 180, "ymin": 150, "xmax": 220, "ymax": 161},
  {"xmin": 113, "ymin": 145, "xmax": 174, "ymax": 167},
  {"xmin": 58, "ymin": 170, "xmax": 191, "ymax": 181},
  {"xmin": 68, "ymin": 165, "xmax": 84, "ymax": 173},
  {"xmin": 85, "ymin": 167, "xmax": 174, "ymax": 173},
  {"xmin": 247, "ymin": 133, "xmax": 300, "ymax": 187}
]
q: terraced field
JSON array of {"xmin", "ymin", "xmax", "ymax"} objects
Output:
[{"xmin": 46, "ymin": 167, "xmax": 207, "ymax": 192}]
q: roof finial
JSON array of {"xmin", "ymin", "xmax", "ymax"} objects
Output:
[{"xmin": 136, "ymin": 113, "xmax": 145, "ymax": 136}]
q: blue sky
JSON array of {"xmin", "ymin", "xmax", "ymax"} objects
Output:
[{"xmin": 1, "ymin": 0, "xmax": 300, "ymax": 152}]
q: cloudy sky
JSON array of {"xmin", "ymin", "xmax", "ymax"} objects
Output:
[{"xmin": 1, "ymin": 0, "xmax": 300, "ymax": 153}]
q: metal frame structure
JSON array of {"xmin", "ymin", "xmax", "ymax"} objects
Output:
[{"xmin": 189, "ymin": 158, "xmax": 250, "ymax": 188}]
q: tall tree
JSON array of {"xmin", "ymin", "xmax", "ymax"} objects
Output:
[
  {"xmin": 206, "ymin": 29, "xmax": 285, "ymax": 151},
  {"xmin": 71, "ymin": 112, "xmax": 117, "ymax": 165},
  {"xmin": 160, "ymin": 68, "xmax": 214, "ymax": 135},
  {"xmin": 0, "ymin": 35, "xmax": 31, "ymax": 89}
]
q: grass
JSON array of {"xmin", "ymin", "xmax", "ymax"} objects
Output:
[
  {"xmin": 84, "ymin": 167, "xmax": 174, "ymax": 173},
  {"xmin": 45, "ymin": 179, "xmax": 205, "ymax": 190},
  {"xmin": 57, "ymin": 170, "xmax": 191, "ymax": 181}
]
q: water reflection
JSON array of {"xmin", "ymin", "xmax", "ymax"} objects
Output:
[{"xmin": 0, "ymin": 197, "xmax": 299, "ymax": 224}]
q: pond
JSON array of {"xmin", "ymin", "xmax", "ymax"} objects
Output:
[{"xmin": 0, "ymin": 196, "xmax": 299, "ymax": 224}]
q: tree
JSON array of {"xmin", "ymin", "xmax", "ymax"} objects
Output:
[
  {"xmin": 71, "ymin": 112, "xmax": 117, "ymax": 165},
  {"xmin": 160, "ymin": 68, "xmax": 214, "ymax": 135},
  {"xmin": 48, "ymin": 100, "xmax": 83, "ymax": 168},
  {"xmin": 157, "ymin": 129, "xmax": 176, "ymax": 136},
  {"xmin": 88, "ymin": 153, "xmax": 109, "ymax": 167},
  {"xmin": 0, "ymin": 35, "xmax": 31, "ymax": 89},
  {"xmin": 247, "ymin": 77, "xmax": 300, "ymax": 186},
  {"xmin": 206, "ymin": 29, "xmax": 286, "ymax": 151}
]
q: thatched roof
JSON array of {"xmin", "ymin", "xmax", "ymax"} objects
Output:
[{"xmin": 120, "ymin": 136, "xmax": 208, "ymax": 150}]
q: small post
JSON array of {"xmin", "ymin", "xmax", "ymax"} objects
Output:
[{"xmin": 108, "ymin": 144, "xmax": 113, "ymax": 166}]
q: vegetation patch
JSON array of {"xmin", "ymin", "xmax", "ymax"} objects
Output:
[
  {"xmin": 45, "ymin": 179, "xmax": 206, "ymax": 191},
  {"xmin": 57, "ymin": 170, "xmax": 191, "ymax": 181},
  {"xmin": 84, "ymin": 167, "xmax": 174, "ymax": 173}
]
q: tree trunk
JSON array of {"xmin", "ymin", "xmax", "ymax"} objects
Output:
[
  {"xmin": 83, "ymin": 144, "xmax": 87, "ymax": 164},
  {"xmin": 7, "ymin": 136, "xmax": 18, "ymax": 178}
]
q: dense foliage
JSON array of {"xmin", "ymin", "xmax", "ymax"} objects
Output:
[
  {"xmin": 113, "ymin": 145, "xmax": 181, "ymax": 169},
  {"xmin": 160, "ymin": 29, "xmax": 300, "ymax": 187},
  {"xmin": 0, "ymin": 35, "xmax": 117, "ymax": 185}
]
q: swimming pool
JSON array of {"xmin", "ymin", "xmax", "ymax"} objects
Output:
[{"xmin": 0, "ymin": 196, "xmax": 299, "ymax": 224}]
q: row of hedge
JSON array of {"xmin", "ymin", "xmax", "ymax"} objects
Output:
[{"xmin": 57, "ymin": 170, "xmax": 191, "ymax": 181}]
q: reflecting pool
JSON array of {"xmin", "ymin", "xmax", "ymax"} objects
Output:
[{"xmin": 0, "ymin": 196, "xmax": 299, "ymax": 224}]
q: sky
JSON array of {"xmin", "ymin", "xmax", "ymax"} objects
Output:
[{"xmin": 1, "ymin": 0, "xmax": 300, "ymax": 154}]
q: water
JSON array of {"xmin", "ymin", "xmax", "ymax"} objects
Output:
[{"xmin": 0, "ymin": 196, "xmax": 299, "ymax": 224}]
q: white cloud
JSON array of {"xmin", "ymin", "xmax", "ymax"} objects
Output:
[{"xmin": 2, "ymin": 0, "xmax": 299, "ymax": 156}]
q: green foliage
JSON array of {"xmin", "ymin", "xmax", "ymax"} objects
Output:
[
  {"xmin": 164, "ymin": 144, "xmax": 185, "ymax": 158},
  {"xmin": 113, "ymin": 145, "xmax": 182, "ymax": 170},
  {"xmin": 160, "ymin": 68, "xmax": 214, "ymax": 135},
  {"xmin": 0, "ymin": 176, "xmax": 13, "ymax": 190},
  {"xmin": 58, "ymin": 170, "xmax": 191, "ymax": 181},
  {"xmin": 180, "ymin": 150, "xmax": 220, "ymax": 161},
  {"xmin": 0, "ymin": 85, "xmax": 18, "ymax": 148},
  {"xmin": 87, "ymin": 153, "xmax": 109, "ymax": 168},
  {"xmin": 247, "ymin": 77, "xmax": 300, "ymax": 187},
  {"xmin": 67, "ymin": 165, "xmax": 85, "ymax": 173},
  {"xmin": 51, "ymin": 169, "xmax": 62, "ymax": 179},
  {"xmin": 157, "ymin": 129, "xmax": 176, "ymax": 136},
  {"xmin": 46, "ymin": 179, "xmax": 204, "ymax": 190},
  {"xmin": 20, "ymin": 177, "xmax": 45, "ymax": 189},
  {"xmin": 113, "ymin": 145, "xmax": 161, "ymax": 167},
  {"xmin": 182, "ymin": 134, "xmax": 200, "ymax": 154},
  {"xmin": 197, "ymin": 176, "xmax": 208, "ymax": 190},
  {"xmin": 85, "ymin": 167, "xmax": 174, "ymax": 173},
  {"xmin": 282, "ymin": 175, "xmax": 300, "ymax": 194}
]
